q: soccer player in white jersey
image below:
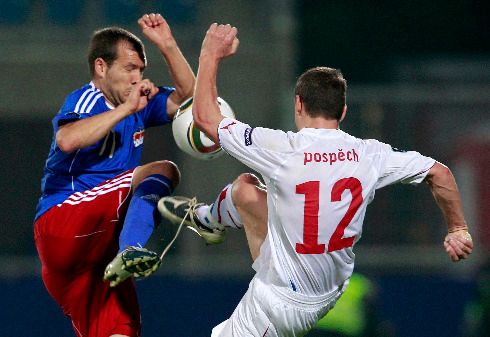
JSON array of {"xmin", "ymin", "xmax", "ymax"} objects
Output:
[{"xmin": 159, "ymin": 24, "xmax": 474, "ymax": 336}]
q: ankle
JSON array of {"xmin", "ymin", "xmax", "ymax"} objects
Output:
[{"xmin": 195, "ymin": 205, "xmax": 217, "ymax": 225}]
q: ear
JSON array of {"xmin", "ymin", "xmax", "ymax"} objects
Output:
[
  {"xmin": 339, "ymin": 104, "xmax": 347, "ymax": 123},
  {"xmin": 94, "ymin": 58, "xmax": 107, "ymax": 78},
  {"xmin": 294, "ymin": 95, "xmax": 303, "ymax": 117}
]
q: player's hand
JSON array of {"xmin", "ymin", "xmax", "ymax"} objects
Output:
[
  {"xmin": 201, "ymin": 23, "xmax": 239, "ymax": 60},
  {"xmin": 124, "ymin": 79, "xmax": 159, "ymax": 113},
  {"xmin": 443, "ymin": 228, "xmax": 473, "ymax": 262},
  {"xmin": 138, "ymin": 13, "xmax": 175, "ymax": 49}
]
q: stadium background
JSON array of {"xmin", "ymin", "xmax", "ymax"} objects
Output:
[{"xmin": 0, "ymin": 0, "xmax": 489, "ymax": 336}]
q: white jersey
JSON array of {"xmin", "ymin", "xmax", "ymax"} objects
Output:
[{"xmin": 218, "ymin": 117, "xmax": 435, "ymax": 298}]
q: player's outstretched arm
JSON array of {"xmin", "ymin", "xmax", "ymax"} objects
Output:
[
  {"xmin": 425, "ymin": 161, "xmax": 473, "ymax": 262},
  {"xmin": 138, "ymin": 13, "xmax": 195, "ymax": 118},
  {"xmin": 193, "ymin": 23, "xmax": 239, "ymax": 143},
  {"xmin": 56, "ymin": 80, "xmax": 158, "ymax": 153}
]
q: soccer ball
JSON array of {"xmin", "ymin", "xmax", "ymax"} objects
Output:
[{"xmin": 172, "ymin": 97, "xmax": 235, "ymax": 160}]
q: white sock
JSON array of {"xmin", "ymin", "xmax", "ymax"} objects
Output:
[
  {"xmin": 195, "ymin": 204, "xmax": 218, "ymax": 228},
  {"xmin": 197, "ymin": 184, "xmax": 243, "ymax": 229}
]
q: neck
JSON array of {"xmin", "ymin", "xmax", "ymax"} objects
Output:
[
  {"xmin": 92, "ymin": 79, "xmax": 117, "ymax": 107},
  {"xmin": 301, "ymin": 116, "xmax": 340, "ymax": 130}
]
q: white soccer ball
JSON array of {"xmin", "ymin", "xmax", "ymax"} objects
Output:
[{"xmin": 172, "ymin": 97, "xmax": 235, "ymax": 160}]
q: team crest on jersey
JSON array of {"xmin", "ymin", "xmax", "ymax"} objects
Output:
[{"xmin": 133, "ymin": 129, "xmax": 145, "ymax": 147}]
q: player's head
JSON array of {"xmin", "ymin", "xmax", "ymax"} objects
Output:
[
  {"xmin": 88, "ymin": 27, "xmax": 147, "ymax": 106},
  {"xmin": 294, "ymin": 67, "xmax": 347, "ymax": 121}
]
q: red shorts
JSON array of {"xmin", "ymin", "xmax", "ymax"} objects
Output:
[{"xmin": 34, "ymin": 170, "xmax": 141, "ymax": 337}]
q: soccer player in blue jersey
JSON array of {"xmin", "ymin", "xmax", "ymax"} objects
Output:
[{"xmin": 33, "ymin": 13, "xmax": 222, "ymax": 337}]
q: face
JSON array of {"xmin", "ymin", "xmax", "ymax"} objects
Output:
[{"xmin": 98, "ymin": 41, "xmax": 145, "ymax": 106}]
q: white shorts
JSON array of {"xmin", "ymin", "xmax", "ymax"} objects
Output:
[{"xmin": 211, "ymin": 276, "xmax": 344, "ymax": 337}]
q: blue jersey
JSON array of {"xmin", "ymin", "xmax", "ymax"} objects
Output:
[{"xmin": 35, "ymin": 82, "xmax": 175, "ymax": 220}]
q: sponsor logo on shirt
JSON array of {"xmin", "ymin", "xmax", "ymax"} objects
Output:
[
  {"xmin": 304, "ymin": 148, "xmax": 359, "ymax": 166},
  {"xmin": 133, "ymin": 129, "xmax": 145, "ymax": 147},
  {"xmin": 244, "ymin": 127, "xmax": 254, "ymax": 146}
]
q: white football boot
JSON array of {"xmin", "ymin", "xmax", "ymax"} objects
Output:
[{"xmin": 157, "ymin": 196, "xmax": 225, "ymax": 245}]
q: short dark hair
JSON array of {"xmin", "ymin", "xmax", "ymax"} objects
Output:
[
  {"xmin": 87, "ymin": 27, "xmax": 146, "ymax": 77},
  {"xmin": 294, "ymin": 67, "xmax": 347, "ymax": 120}
]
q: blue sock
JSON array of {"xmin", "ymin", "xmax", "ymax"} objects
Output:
[{"xmin": 118, "ymin": 174, "xmax": 173, "ymax": 252}]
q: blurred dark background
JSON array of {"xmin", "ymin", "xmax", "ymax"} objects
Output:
[{"xmin": 0, "ymin": 0, "xmax": 489, "ymax": 336}]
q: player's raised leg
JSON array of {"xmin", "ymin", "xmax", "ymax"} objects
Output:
[
  {"xmin": 228, "ymin": 173, "xmax": 268, "ymax": 261},
  {"xmin": 158, "ymin": 173, "xmax": 268, "ymax": 260},
  {"xmin": 157, "ymin": 195, "xmax": 226, "ymax": 245},
  {"xmin": 104, "ymin": 160, "xmax": 180, "ymax": 287}
]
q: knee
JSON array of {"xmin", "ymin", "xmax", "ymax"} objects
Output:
[
  {"xmin": 139, "ymin": 160, "xmax": 181, "ymax": 189},
  {"xmin": 156, "ymin": 160, "xmax": 181, "ymax": 188},
  {"xmin": 235, "ymin": 173, "xmax": 262, "ymax": 186},
  {"xmin": 231, "ymin": 173, "xmax": 265, "ymax": 208}
]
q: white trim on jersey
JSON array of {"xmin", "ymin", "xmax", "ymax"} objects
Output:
[
  {"xmin": 109, "ymin": 131, "xmax": 116, "ymax": 158},
  {"xmin": 68, "ymin": 149, "xmax": 80, "ymax": 176},
  {"xmin": 99, "ymin": 134, "xmax": 110, "ymax": 157},
  {"xmin": 74, "ymin": 83, "xmax": 103, "ymax": 115},
  {"xmin": 79, "ymin": 91, "xmax": 103, "ymax": 114},
  {"xmin": 67, "ymin": 176, "xmax": 132, "ymax": 201},
  {"xmin": 74, "ymin": 88, "xmax": 91, "ymax": 114},
  {"xmin": 84, "ymin": 92, "xmax": 103, "ymax": 114},
  {"xmin": 58, "ymin": 172, "xmax": 133, "ymax": 206}
]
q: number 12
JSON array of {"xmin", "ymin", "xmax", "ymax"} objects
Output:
[{"xmin": 295, "ymin": 178, "xmax": 363, "ymax": 254}]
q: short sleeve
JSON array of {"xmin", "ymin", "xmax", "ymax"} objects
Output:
[
  {"xmin": 53, "ymin": 90, "xmax": 106, "ymax": 131},
  {"xmin": 375, "ymin": 144, "xmax": 436, "ymax": 189}
]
